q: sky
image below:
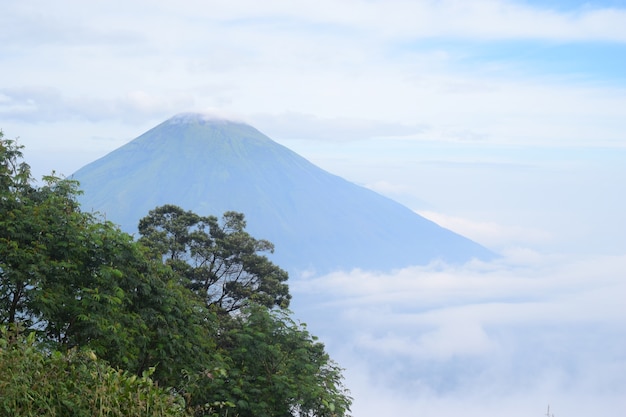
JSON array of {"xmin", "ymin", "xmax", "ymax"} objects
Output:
[{"xmin": 2, "ymin": 1, "xmax": 626, "ymax": 416}]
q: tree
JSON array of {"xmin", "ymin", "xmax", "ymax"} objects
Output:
[
  {"xmin": 0, "ymin": 132, "xmax": 100, "ymax": 336},
  {"xmin": 0, "ymin": 134, "xmax": 214, "ymax": 391},
  {"xmin": 183, "ymin": 304, "xmax": 352, "ymax": 417},
  {"xmin": 138, "ymin": 204, "xmax": 291, "ymax": 313},
  {"xmin": 0, "ymin": 133, "xmax": 52, "ymax": 327},
  {"xmin": 137, "ymin": 205, "xmax": 352, "ymax": 416}
]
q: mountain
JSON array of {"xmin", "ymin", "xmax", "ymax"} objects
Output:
[{"xmin": 72, "ymin": 113, "xmax": 494, "ymax": 276}]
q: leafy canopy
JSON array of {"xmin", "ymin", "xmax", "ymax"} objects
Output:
[{"xmin": 138, "ymin": 204, "xmax": 291, "ymax": 313}]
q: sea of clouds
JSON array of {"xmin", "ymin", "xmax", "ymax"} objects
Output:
[{"xmin": 291, "ymin": 251, "xmax": 626, "ymax": 417}]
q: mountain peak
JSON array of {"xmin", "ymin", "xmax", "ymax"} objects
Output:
[
  {"xmin": 167, "ymin": 112, "xmax": 247, "ymax": 126},
  {"xmin": 73, "ymin": 116, "xmax": 495, "ymax": 275}
]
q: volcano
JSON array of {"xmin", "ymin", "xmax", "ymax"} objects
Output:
[{"xmin": 72, "ymin": 113, "xmax": 494, "ymax": 275}]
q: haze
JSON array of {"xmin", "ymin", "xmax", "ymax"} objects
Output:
[{"xmin": 2, "ymin": 1, "xmax": 625, "ymax": 416}]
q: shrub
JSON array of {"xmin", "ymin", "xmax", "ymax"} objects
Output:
[{"xmin": 0, "ymin": 326, "xmax": 188, "ymax": 417}]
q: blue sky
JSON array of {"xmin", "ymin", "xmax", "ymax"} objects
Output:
[
  {"xmin": 2, "ymin": 1, "xmax": 626, "ymax": 416},
  {"xmin": 397, "ymin": 39, "xmax": 626, "ymax": 84}
]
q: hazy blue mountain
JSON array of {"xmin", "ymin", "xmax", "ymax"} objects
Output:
[{"xmin": 73, "ymin": 113, "xmax": 494, "ymax": 276}]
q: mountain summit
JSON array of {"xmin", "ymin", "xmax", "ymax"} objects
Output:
[{"xmin": 73, "ymin": 113, "xmax": 494, "ymax": 275}]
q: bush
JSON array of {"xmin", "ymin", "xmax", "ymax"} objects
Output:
[{"xmin": 0, "ymin": 327, "xmax": 188, "ymax": 417}]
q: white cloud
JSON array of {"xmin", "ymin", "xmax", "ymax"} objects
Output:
[
  {"xmin": 356, "ymin": 320, "xmax": 497, "ymax": 359},
  {"xmin": 292, "ymin": 252, "xmax": 626, "ymax": 416},
  {"xmin": 249, "ymin": 112, "xmax": 427, "ymax": 142},
  {"xmin": 119, "ymin": 0, "xmax": 626, "ymax": 42},
  {"xmin": 417, "ymin": 210, "xmax": 553, "ymax": 250},
  {"xmin": 0, "ymin": 87, "xmax": 195, "ymax": 123},
  {"xmin": 4, "ymin": 0, "xmax": 626, "ymax": 160}
]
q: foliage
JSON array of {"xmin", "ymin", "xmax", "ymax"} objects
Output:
[
  {"xmin": 0, "ymin": 326, "xmax": 188, "ymax": 417},
  {"xmin": 138, "ymin": 204, "xmax": 291, "ymax": 313},
  {"xmin": 0, "ymin": 133, "xmax": 93, "ymax": 334},
  {"xmin": 0, "ymin": 134, "xmax": 213, "ymax": 389},
  {"xmin": 138, "ymin": 205, "xmax": 351, "ymax": 416},
  {"xmin": 0, "ymin": 132, "xmax": 52, "ymax": 326},
  {"xmin": 209, "ymin": 305, "xmax": 352, "ymax": 417}
]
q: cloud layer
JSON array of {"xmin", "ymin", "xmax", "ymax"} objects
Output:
[
  {"xmin": 3, "ymin": 1, "xmax": 626, "ymax": 132},
  {"xmin": 291, "ymin": 252, "xmax": 626, "ymax": 416}
]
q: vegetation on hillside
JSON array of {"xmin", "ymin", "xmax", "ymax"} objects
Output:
[
  {"xmin": 0, "ymin": 131, "xmax": 351, "ymax": 417},
  {"xmin": 0, "ymin": 327, "xmax": 186, "ymax": 417}
]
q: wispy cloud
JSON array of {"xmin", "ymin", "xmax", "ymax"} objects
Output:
[
  {"xmin": 250, "ymin": 112, "xmax": 428, "ymax": 142},
  {"xmin": 109, "ymin": 0, "xmax": 626, "ymax": 42},
  {"xmin": 0, "ymin": 87, "xmax": 194, "ymax": 123}
]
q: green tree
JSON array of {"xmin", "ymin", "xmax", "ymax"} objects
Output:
[
  {"xmin": 212, "ymin": 305, "xmax": 352, "ymax": 417},
  {"xmin": 0, "ymin": 135, "xmax": 214, "ymax": 391},
  {"xmin": 125, "ymin": 258, "xmax": 217, "ymax": 389},
  {"xmin": 138, "ymin": 204, "xmax": 291, "ymax": 313},
  {"xmin": 0, "ymin": 132, "xmax": 52, "ymax": 327},
  {"xmin": 137, "ymin": 205, "xmax": 352, "ymax": 416},
  {"xmin": 0, "ymin": 133, "xmax": 99, "ymax": 337}
]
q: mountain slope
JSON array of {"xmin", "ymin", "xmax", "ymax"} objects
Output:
[{"xmin": 73, "ymin": 113, "xmax": 494, "ymax": 275}]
